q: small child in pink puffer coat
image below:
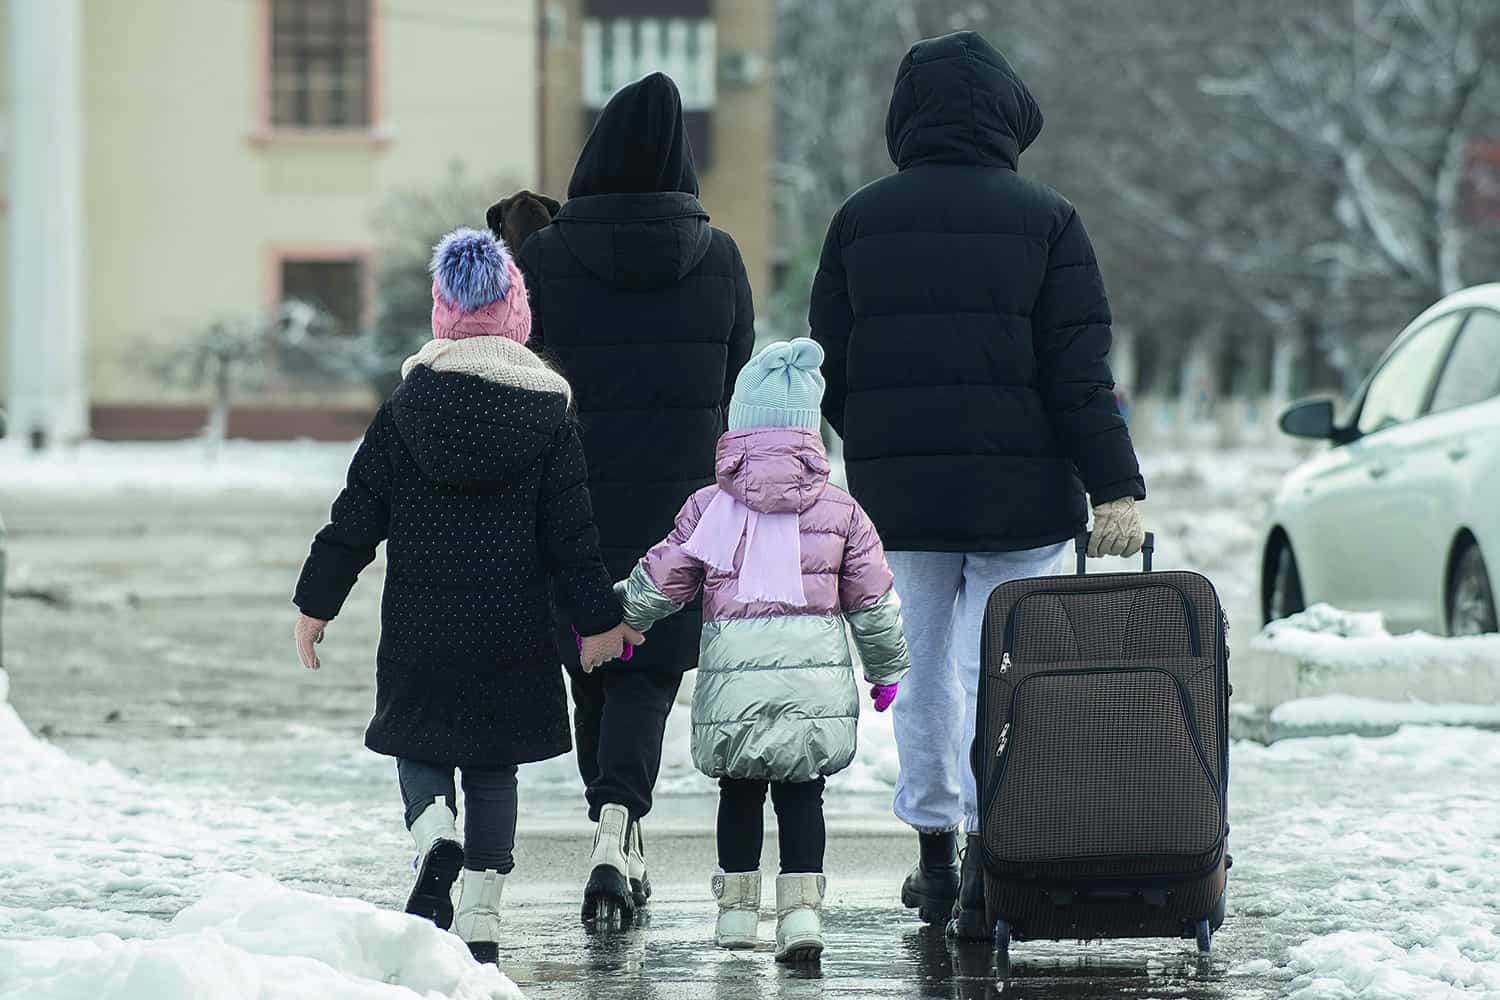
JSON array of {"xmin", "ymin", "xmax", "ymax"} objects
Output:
[{"xmin": 613, "ymin": 338, "xmax": 911, "ymax": 963}]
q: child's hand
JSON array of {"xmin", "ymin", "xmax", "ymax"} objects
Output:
[
  {"xmin": 579, "ymin": 623, "xmax": 646, "ymax": 673},
  {"xmin": 870, "ymin": 683, "xmax": 898, "ymax": 713},
  {"xmin": 295, "ymin": 614, "xmax": 328, "ymax": 671}
]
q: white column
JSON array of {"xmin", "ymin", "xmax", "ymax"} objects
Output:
[{"xmin": 8, "ymin": 0, "xmax": 87, "ymax": 447}]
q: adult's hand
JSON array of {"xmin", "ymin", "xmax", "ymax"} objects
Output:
[{"xmin": 1088, "ymin": 497, "xmax": 1145, "ymax": 558}]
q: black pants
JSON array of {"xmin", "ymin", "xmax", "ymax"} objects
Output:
[
  {"xmin": 397, "ymin": 758, "xmax": 518, "ymax": 873},
  {"xmin": 566, "ymin": 663, "xmax": 682, "ymax": 822},
  {"xmin": 716, "ymin": 777, "xmax": 827, "ymax": 874}
]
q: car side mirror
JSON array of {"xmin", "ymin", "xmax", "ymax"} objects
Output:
[{"xmin": 1279, "ymin": 398, "xmax": 1340, "ymax": 440}]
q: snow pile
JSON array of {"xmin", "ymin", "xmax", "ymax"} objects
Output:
[
  {"xmin": 0, "ymin": 668, "xmax": 524, "ymax": 1000},
  {"xmin": 0, "ymin": 438, "xmax": 356, "ymax": 495},
  {"xmin": 1255, "ymin": 602, "xmax": 1500, "ymax": 670},
  {"xmin": 1271, "ymin": 694, "xmax": 1500, "ymax": 730},
  {"xmin": 0, "ymin": 876, "xmax": 521, "ymax": 1000},
  {"xmin": 1230, "ymin": 726, "xmax": 1500, "ymax": 998}
]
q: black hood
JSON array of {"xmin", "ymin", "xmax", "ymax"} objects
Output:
[
  {"xmin": 388, "ymin": 366, "xmax": 567, "ymax": 487},
  {"xmin": 553, "ymin": 192, "xmax": 713, "ymax": 290},
  {"xmin": 568, "ymin": 72, "xmax": 699, "ymax": 198},
  {"xmin": 885, "ymin": 31, "xmax": 1043, "ymax": 171}
]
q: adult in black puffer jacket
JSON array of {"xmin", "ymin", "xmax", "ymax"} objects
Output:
[
  {"xmin": 517, "ymin": 72, "xmax": 755, "ymax": 918},
  {"xmin": 808, "ymin": 32, "xmax": 1148, "ymax": 937}
]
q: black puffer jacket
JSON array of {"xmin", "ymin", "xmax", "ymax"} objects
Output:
[
  {"xmin": 294, "ymin": 361, "xmax": 620, "ymax": 767},
  {"xmin": 810, "ymin": 32, "xmax": 1144, "ymax": 553},
  {"xmin": 518, "ymin": 73, "xmax": 756, "ymax": 673}
]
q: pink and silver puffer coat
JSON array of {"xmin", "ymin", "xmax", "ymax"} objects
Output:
[{"xmin": 617, "ymin": 427, "xmax": 910, "ymax": 782}]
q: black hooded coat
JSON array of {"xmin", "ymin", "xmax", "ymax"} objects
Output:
[
  {"xmin": 810, "ymin": 32, "xmax": 1145, "ymax": 553},
  {"xmin": 518, "ymin": 73, "xmax": 756, "ymax": 673},
  {"xmin": 293, "ymin": 367, "xmax": 621, "ymax": 767}
]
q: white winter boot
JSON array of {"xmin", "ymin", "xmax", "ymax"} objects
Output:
[
  {"xmin": 582, "ymin": 803, "xmax": 635, "ymax": 928},
  {"xmin": 453, "ymin": 868, "xmax": 506, "ymax": 965},
  {"xmin": 404, "ymin": 797, "xmax": 464, "ymax": 930},
  {"xmin": 774, "ymin": 873, "xmax": 826, "ymax": 963},
  {"xmin": 713, "ymin": 871, "xmax": 761, "ymax": 949},
  {"xmin": 627, "ymin": 820, "xmax": 651, "ymax": 908}
]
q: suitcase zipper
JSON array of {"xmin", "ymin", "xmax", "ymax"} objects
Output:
[
  {"xmin": 1001, "ymin": 583, "xmax": 1202, "ymax": 658},
  {"xmin": 981, "ymin": 665, "xmax": 1223, "ymax": 862}
]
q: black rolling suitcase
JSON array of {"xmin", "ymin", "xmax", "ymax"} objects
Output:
[{"xmin": 974, "ymin": 532, "xmax": 1229, "ymax": 963}]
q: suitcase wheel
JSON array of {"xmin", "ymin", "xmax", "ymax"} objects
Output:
[
  {"xmin": 1195, "ymin": 919, "xmax": 1212, "ymax": 955},
  {"xmin": 993, "ymin": 919, "xmax": 1012, "ymax": 967}
]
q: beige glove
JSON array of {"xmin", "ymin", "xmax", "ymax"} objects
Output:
[
  {"xmin": 295, "ymin": 613, "xmax": 328, "ymax": 671},
  {"xmin": 1088, "ymin": 497, "xmax": 1145, "ymax": 558},
  {"xmin": 579, "ymin": 622, "xmax": 647, "ymax": 673}
]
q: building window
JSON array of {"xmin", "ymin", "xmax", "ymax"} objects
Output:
[
  {"xmin": 269, "ymin": 0, "xmax": 373, "ymax": 129},
  {"xmin": 581, "ymin": 17, "xmax": 717, "ymax": 112},
  {"xmin": 279, "ymin": 257, "xmax": 366, "ymax": 333}
]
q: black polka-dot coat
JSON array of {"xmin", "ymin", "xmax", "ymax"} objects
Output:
[{"xmin": 294, "ymin": 362, "xmax": 621, "ymax": 768}]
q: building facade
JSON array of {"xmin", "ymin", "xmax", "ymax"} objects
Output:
[
  {"xmin": 2, "ymin": 0, "xmax": 771, "ymax": 444},
  {"xmin": 537, "ymin": 0, "xmax": 772, "ymax": 297},
  {"xmin": 3, "ymin": 0, "xmax": 539, "ymax": 443}
]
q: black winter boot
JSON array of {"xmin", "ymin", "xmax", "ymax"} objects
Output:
[
  {"xmin": 947, "ymin": 834, "xmax": 989, "ymax": 940},
  {"xmin": 900, "ymin": 831, "xmax": 960, "ymax": 925}
]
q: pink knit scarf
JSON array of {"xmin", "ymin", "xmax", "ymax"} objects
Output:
[{"xmin": 682, "ymin": 489, "xmax": 806, "ymax": 606}]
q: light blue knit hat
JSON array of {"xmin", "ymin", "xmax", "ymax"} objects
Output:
[{"xmin": 728, "ymin": 338, "xmax": 826, "ymax": 431}]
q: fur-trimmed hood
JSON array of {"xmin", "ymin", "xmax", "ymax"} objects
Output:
[{"xmin": 401, "ymin": 335, "xmax": 570, "ymax": 402}]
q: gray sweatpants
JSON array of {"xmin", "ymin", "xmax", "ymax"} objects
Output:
[
  {"xmin": 397, "ymin": 758, "xmax": 518, "ymax": 874},
  {"xmin": 886, "ymin": 545, "xmax": 1067, "ymax": 835}
]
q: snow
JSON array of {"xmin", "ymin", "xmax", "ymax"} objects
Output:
[
  {"xmin": 0, "ymin": 438, "xmax": 355, "ymax": 495},
  {"xmin": 1254, "ymin": 603, "xmax": 1500, "ymax": 671},
  {"xmin": 0, "ymin": 667, "xmax": 523, "ymax": 1000},
  {"xmin": 1229, "ymin": 726, "xmax": 1500, "ymax": 998},
  {"xmin": 1270, "ymin": 694, "xmax": 1500, "ymax": 729},
  {"xmin": 1, "ymin": 877, "xmax": 520, "ymax": 1000}
]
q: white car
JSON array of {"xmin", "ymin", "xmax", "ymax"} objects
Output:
[{"xmin": 1263, "ymin": 284, "xmax": 1500, "ymax": 635}]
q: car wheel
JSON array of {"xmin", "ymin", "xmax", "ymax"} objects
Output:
[
  {"xmin": 1448, "ymin": 542, "xmax": 1498, "ymax": 636},
  {"xmin": 1264, "ymin": 537, "xmax": 1305, "ymax": 624}
]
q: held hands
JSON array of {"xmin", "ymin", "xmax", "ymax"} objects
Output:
[
  {"xmin": 579, "ymin": 623, "xmax": 647, "ymax": 673},
  {"xmin": 870, "ymin": 684, "xmax": 899, "ymax": 713},
  {"xmin": 295, "ymin": 613, "xmax": 329, "ymax": 671},
  {"xmin": 1087, "ymin": 497, "xmax": 1146, "ymax": 559}
]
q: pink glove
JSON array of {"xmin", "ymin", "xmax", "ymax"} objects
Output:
[{"xmin": 870, "ymin": 684, "xmax": 898, "ymax": 713}]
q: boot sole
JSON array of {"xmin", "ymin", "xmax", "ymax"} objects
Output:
[
  {"xmin": 630, "ymin": 875, "xmax": 652, "ymax": 909},
  {"xmin": 404, "ymin": 838, "xmax": 464, "ymax": 930},
  {"xmin": 946, "ymin": 907, "xmax": 990, "ymax": 941},
  {"xmin": 776, "ymin": 942, "xmax": 824, "ymax": 964},
  {"xmin": 467, "ymin": 941, "xmax": 500, "ymax": 965},
  {"xmin": 901, "ymin": 884, "xmax": 957, "ymax": 926},
  {"xmin": 581, "ymin": 864, "xmax": 636, "ymax": 930}
]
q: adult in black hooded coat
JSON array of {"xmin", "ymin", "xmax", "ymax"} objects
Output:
[
  {"xmin": 516, "ymin": 72, "xmax": 756, "ymax": 918},
  {"xmin": 808, "ymin": 32, "xmax": 1148, "ymax": 936}
]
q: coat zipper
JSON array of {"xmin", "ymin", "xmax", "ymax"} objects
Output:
[{"xmin": 1001, "ymin": 583, "xmax": 1202, "ymax": 658}]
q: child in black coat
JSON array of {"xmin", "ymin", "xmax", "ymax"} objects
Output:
[{"xmin": 293, "ymin": 228, "xmax": 641, "ymax": 963}]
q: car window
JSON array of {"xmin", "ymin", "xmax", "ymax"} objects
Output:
[
  {"xmin": 1430, "ymin": 311, "xmax": 1500, "ymax": 415},
  {"xmin": 1357, "ymin": 312, "xmax": 1465, "ymax": 435}
]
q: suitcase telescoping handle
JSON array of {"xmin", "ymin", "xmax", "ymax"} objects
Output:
[{"xmin": 1074, "ymin": 530, "xmax": 1155, "ymax": 575}]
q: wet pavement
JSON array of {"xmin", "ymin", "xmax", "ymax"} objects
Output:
[{"xmin": 5, "ymin": 488, "xmax": 1494, "ymax": 998}]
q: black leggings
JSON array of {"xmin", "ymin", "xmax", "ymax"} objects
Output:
[
  {"xmin": 567, "ymin": 663, "xmax": 682, "ymax": 822},
  {"xmin": 716, "ymin": 777, "xmax": 826, "ymax": 874},
  {"xmin": 397, "ymin": 758, "xmax": 518, "ymax": 873}
]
